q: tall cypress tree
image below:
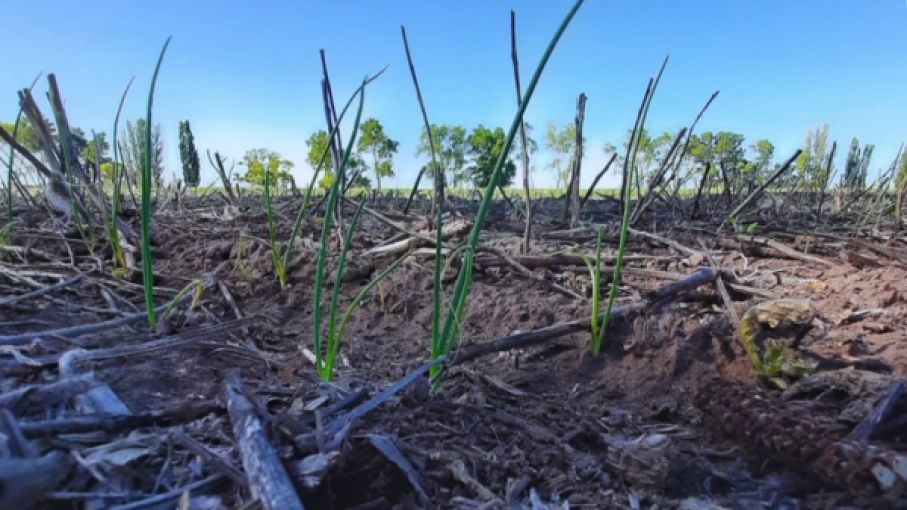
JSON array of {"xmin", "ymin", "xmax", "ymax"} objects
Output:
[
  {"xmin": 842, "ymin": 137, "xmax": 874, "ymax": 191},
  {"xmin": 178, "ymin": 120, "xmax": 200, "ymax": 186}
]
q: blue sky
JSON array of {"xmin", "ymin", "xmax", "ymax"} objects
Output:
[{"xmin": 2, "ymin": 1, "xmax": 905, "ymax": 188}]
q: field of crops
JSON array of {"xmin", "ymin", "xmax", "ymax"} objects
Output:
[{"xmin": 2, "ymin": 1, "xmax": 907, "ymax": 509}]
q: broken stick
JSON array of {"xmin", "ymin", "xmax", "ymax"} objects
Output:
[
  {"xmin": 224, "ymin": 370, "xmax": 305, "ymax": 510},
  {"xmin": 365, "ymin": 218, "xmax": 470, "ymax": 257}
]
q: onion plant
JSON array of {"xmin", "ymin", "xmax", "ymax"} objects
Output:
[
  {"xmin": 312, "ymin": 78, "xmax": 366, "ymax": 379},
  {"xmin": 400, "ymin": 25, "xmax": 445, "ymax": 382},
  {"xmin": 160, "ymin": 278, "xmax": 204, "ymax": 320},
  {"xmin": 430, "ymin": 0, "xmax": 585, "ymax": 384},
  {"xmin": 577, "ymin": 227, "xmax": 605, "ymax": 352},
  {"xmin": 322, "ymin": 198, "xmax": 367, "ymax": 378},
  {"xmin": 266, "ymin": 70, "xmax": 385, "ymax": 289},
  {"xmin": 141, "ymin": 37, "xmax": 171, "ymax": 329},
  {"xmin": 262, "ymin": 163, "xmax": 287, "ymax": 287},
  {"xmin": 108, "ymin": 78, "xmax": 134, "ymax": 275},
  {"xmin": 315, "ymin": 195, "xmax": 412, "ymax": 380},
  {"xmin": 595, "ymin": 58, "xmax": 667, "ymax": 354},
  {"xmin": 309, "ymin": 74, "xmax": 412, "ymax": 380}
]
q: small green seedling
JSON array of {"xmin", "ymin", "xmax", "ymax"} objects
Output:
[
  {"xmin": 738, "ymin": 299, "xmax": 817, "ymax": 389},
  {"xmin": 0, "ymin": 220, "xmax": 17, "ymax": 245},
  {"xmin": 597, "ymin": 58, "xmax": 668, "ymax": 356},
  {"xmin": 576, "ymin": 227, "xmax": 606, "ymax": 354}
]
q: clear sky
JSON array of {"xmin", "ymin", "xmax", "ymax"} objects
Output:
[{"xmin": 2, "ymin": 1, "xmax": 905, "ymax": 189}]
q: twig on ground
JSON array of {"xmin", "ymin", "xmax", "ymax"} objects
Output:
[
  {"xmin": 734, "ymin": 234, "xmax": 836, "ymax": 268},
  {"xmin": 19, "ymin": 401, "xmax": 222, "ymax": 437},
  {"xmin": 0, "ymin": 272, "xmax": 85, "ymax": 307},
  {"xmin": 698, "ymin": 238, "xmax": 739, "ymax": 327},
  {"xmin": 170, "ymin": 429, "xmax": 249, "ymax": 486},
  {"xmin": 108, "ymin": 474, "xmax": 225, "ymax": 510},
  {"xmin": 628, "ymin": 227, "xmax": 701, "ymax": 257},
  {"xmin": 224, "ymin": 370, "xmax": 305, "ymax": 510},
  {"xmin": 476, "ymin": 246, "xmax": 585, "ymax": 300}
]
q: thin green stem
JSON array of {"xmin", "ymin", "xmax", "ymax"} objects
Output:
[
  {"xmin": 141, "ymin": 37, "xmax": 172, "ymax": 329},
  {"xmin": 91, "ymin": 131, "xmax": 111, "ymax": 233},
  {"xmin": 282, "ymin": 68, "xmax": 386, "ymax": 276},
  {"xmin": 576, "ymin": 230, "xmax": 603, "ymax": 353},
  {"xmin": 321, "ymin": 198, "xmax": 365, "ymax": 380},
  {"xmin": 110, "ymin": 77, "xmax": 134, "ymax": 272},
  {"xmin": 400, "ymin": 26, "xmax": 446, "ymax": 379},
  {"xmin": 436, "ymin": 0, "xmax": 586, "ymax": 376},
  {"xmin": 263, "ymin": 162, "xmax": 286, "ymax": 287},
  {"xmin": 599, "ymin": 57, "xmax": 668, "ymax": 350},
  {"xmin": 312, "ymin": 79, "xmax": 366, "ymax": 375},
  {"xmin": 590, "ymin": 227, "xmax": 606, "ymax": 353}
]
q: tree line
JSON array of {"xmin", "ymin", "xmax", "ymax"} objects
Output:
[
  {"xmin": 2, "ymin": 115, "xmax": 172, "ymax": 190},
  {"xmin": 4, "ymin": 115, "xmax": 906, "ymax": 197}
]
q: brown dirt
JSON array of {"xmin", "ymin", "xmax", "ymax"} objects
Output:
[{"xmin": 3, "ymin": 195, "xmax": 907, "ymax": 509}]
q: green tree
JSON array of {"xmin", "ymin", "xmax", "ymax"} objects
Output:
[
  {"xmin": 69, "ymin": 127, "xmax": 90, "ymax": 160},
  {"xmin": 750, "ymin": 139, "xmax": 774, "ymax": 171},
  {"xmin": 686, "ymin": 131, "xmax": 748, "ymax": 191},
  {"xmin": 1, "ymin": 119, "xmax": 43, "ymax": 152},
  {"xmin": 545, "ymin": 121, "xmax": 577, "ymax": 190},
  {"xmin": 178, "ymin": 120, "xmax": 200, "ymax": 186},
  {"xmin": 465, "ymin": 125, "xmax": 516, "ymax": 188},
  {"xmin": 306, "ymin": 130, "xmax": 333, "ymax": 173},
  {"xmin": 743, "ymin": 138, "xmax": 775, "ymax": 190},
  {"xmin": 242, "ymin": 148, "xmax": 293, "ymax": 187},
  {"xmin": 346, "ymin": 154, "xmax": 372, "ymax": 189},
  {"xmin": 713, "ymin": 131, "xmax": 746, "ymax": 192},
  {"xmin": 515, "ymin": 122, "xmax": 539, "ymax": 156},
  {"xmin": 796, "ymin": 124, "xmax": 830, "ymax": 190},
  {"xmin": 687, "ymin": 131, "xmax": 715, "ymax": 164},
  {"xmin": 417, "ymin": 124, "xmax": 468, "ymax": 186},
  {"xmin": 625, "ymin": 129, "xmax": 675, "ymax": 187},
  {"xmin": 897, "ymin": 148, "xmax": 907, "ymax": 192},
  {"xmin": 686, "ymin": 131, "xmax": 746, "ymax": 167},
  {"xmin": 713, "ymin": 132, "xmax": 746, "ymax": 166},
  {"xmin": 82, "ymin": 132, "xmax": 110, "ymax": 165},
  {"xmin": 357, "ymin": 118, "xmax": 398, "ymax": 191},
  {"xmin": 686, "ymin": 131, "xmax": 714, "ymax": 191},
  {"xmin": 842, "ymin": 137, "xmax": 874, "ymax": 191},
  {"xmin": 99, "ymin": 161, "xmax": 125, "ymax": 183},
  {"xmin": 306, "ymin": 130, "xmax": 334, "ymax": 188},
  {"xmin": 122, "ymin": 119, "xmax": 164, "ymax": 189}
]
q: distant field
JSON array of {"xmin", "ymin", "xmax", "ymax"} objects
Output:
[{"xmin": 179, "ymin": 185, "xmax": 706, "ymax": 201}]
